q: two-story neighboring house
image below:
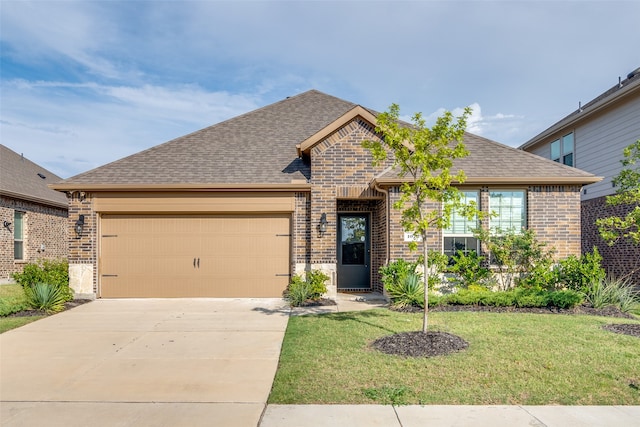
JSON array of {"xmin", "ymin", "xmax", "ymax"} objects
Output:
[
  {"xmin": 520, "ymin": 67, "xmax": 640, "ymax": 285},
  {"xmin": 1, "ymin": 145, "xmax": 69, "ymax": 282}
]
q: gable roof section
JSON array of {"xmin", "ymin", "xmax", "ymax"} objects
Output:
[
  {"xmin": 373, "ymin": 133, "xmax": 602, "ymax": 186},
  {"xmin": 0, "ymin": 144, "xmax": 68, "ymax": 208},
  {"xmin": 520, "ymin": 67, "xmax": 640, "ymax": 151},
  {"xmin": 54, "ymin": 90, "xmax": 357, "ymax": 190}
]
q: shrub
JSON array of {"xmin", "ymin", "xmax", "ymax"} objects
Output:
[
  {"xmin": 284, "ymin": 269, "xmax": 329, "ymax": 307},
  {"xmin": 386, "ymin": 272, "xmax": 424, "ymax": 308},
  {"xmin": 555, "ymin": 248, "xmax": 606, "ymax": 293},
  {"xmin": 547, "ymin": 289, "xmax": 584, "ymax": 309},
  {"xmin": 24, "ymin": 283, "xmax": 67, "ymax": 313},
  {"xmin": 517, "ymin": 258, "xmax": 557, "ymax": 291},
  {"xmin": 447, "ymin": 251, "xmax": 493, "ymax": 289},
  {"xmin": 380, "ymin": 259, "xmax": 420, "ymax": 289},
  {"xmin": 12, "ymin": 259, "xmax": 73, "ymax": 301}
]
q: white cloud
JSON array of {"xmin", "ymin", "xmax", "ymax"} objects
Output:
[{"xmin": 1, "ymin": 79, "xmax": 261, "ymax": 178}]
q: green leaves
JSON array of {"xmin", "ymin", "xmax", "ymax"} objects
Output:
[{"xmin": 597, "ymin": 139, "xmax": 640, "ymax": 246}]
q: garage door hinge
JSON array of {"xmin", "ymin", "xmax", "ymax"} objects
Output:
[
  {"xmin": 276, "ymin": 234, "xmax": 292, "ymax": 237},
  {"xmin": 102, "ymin": 235, "xmax": 118, "ymax": 237},
  {"xmin": 102, "ymin": 274, "xmax": 118, "ymax": 277},
  {"xmin": 275, "ymin": 273, "xmax": 292, "ymax": 277}
]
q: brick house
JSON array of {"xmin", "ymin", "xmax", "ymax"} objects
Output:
[
  {"xmin": 520, "ymin": 67, "xmax": 640, "ymax": 285},
  {"xmin": 1, "ymin": 145, "xmax": 68, "ymax": 282},
  {"xmin": 51, "ymin": 90, "xmax": 600, "ymax": 299}
]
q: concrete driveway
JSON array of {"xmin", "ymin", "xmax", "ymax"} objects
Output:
[{"xmin": 0, "ymin": 298, "xmax": 290, "ymax": 427}]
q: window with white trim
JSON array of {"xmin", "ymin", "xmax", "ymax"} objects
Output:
[
  {"xmin": 489, "ymin": 190, "xmax": 526, "ymax": 233},
  {"xmin": 550, "ymin": 132, "xmax": 574, "ymax": 167},
  {"xmin": 14, "ymin": 211, "xmax": 24, "ymax": 260},
  {"xmin": 443, "ymin": 191, "xmax": 479, "ymax": 258}
]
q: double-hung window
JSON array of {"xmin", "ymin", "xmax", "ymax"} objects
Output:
[
  {"xmin": 14, "ymin": 211, "xmax": 24, "ymax": 260},
  {"xmin": 489, "ymin": 190, "xmax": 526, "ymax": 233},
  {"xmin": 443, "ymin": 191, "xmax": 479, "ymax": 259},
  {"xmin": 550, "ymin": 132, "xmax": 574, "ymax": 167}
]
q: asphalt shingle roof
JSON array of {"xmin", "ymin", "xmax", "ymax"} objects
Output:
[
  {"xmin": 0, "ymin": 145, "xmax": 68, "ymax": 208},
  {"xmin": 61, "ymin": 90, "xmax": 357, "ymax": 185},
  {"xmin": 56, "ymin": 90, "xmax": 599, "ymax": 188}
]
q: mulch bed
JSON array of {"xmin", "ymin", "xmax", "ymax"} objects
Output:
[
  {"xmin": 6, "ymin": 299, "xmax": 93, "ymax": 318},
  {"xmin": 299, "ymin": 298, "xmax": 337, "ymax": 307},
  {"xmin": 376, "ymin": 304, "xmax": 639, "ymax": 358}
]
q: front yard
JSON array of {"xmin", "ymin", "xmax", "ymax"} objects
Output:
[{"xmin": 269, "ymin": 308, "xmax": 640, "ymax": 405}]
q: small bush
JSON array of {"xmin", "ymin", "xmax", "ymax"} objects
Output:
[
  {"xmin": 386, "ymin": 272, "xmax": 424, "ymax": 308},
  {"xmin": 12, "ymin": 259, "xmax": 73, "ymax": 301},
  {"xmin": 24, "ymin": 283, "xmax": 67, "ymax": 314},
  {"xmin": 284, "ymin": 269, "xmax": 329, "ymax": 307},
  {"xmin": 555, "ymin": 248, "xmax": 606, "ymax": 293},
  {"xmin": 380, "ymin": 259, "xmax": 420, "ymax": 289},
  {"xmin": 447, "ymin": 251, "xmax": 493, "ymax": 289},
  {"xmin": 547, "ymin": 289, "xmax": 584, "ymax": 309}
]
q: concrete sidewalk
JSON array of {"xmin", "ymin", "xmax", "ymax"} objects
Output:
[{"xmin": 260, "ymin": 404, "xmax": 640, "ymax": 427}]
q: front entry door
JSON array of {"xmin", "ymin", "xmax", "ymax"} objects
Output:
[{"xmin": 337, "ymin": 214, "xmax": 370, "ymax": 290}]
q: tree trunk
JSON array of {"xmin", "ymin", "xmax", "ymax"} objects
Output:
[{"xmin": 422, "ymin": 237, "xmax": 429, "ymax": 333}]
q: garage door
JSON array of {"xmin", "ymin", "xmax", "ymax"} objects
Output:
[{"xmin": 99, "ymin": 214, "xmax": 291, "ymax": 298}]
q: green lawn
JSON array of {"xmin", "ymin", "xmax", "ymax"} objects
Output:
[
  {"xmin": 269, "ymin": 309, "xmax": 640, "ymax": 405},
  {"xmin": 0, "ymin": 284, "xmax": 42, "ymax": 333}
]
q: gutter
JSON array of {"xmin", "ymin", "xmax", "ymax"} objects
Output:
[{"xmin": 49, "ymin": 182, "xmax": 313, "ymax": 192}]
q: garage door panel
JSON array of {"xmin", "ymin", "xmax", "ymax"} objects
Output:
[{"xmin": 100, "ymin": 215, "xmax": 290, "ymax": 298}]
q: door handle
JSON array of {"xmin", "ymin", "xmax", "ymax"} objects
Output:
[
  {"xmin": 193, "ymin": 258, "xmax": 196, "ymax": 268},
  {"xmin": 197, "ymin": 258, "xmax": 200, "ymax": 268}
]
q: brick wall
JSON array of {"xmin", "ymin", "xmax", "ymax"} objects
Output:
[
  {"xmin": 527, "ymin": 185, "xmax": 582, "ymax": 259},
  {"xmin": 0, "ymin": 195, "xmax": 68, "ymax": 280},
  {"xmin": 67, "ymin": 192, "xmax": 97, "ymax": 293},
  {"xmin": 582, "ymin": 196, "xmax": 640, "ymax": 286}
]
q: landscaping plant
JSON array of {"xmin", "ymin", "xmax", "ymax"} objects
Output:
[
  {"xmin": 12, "ymin": 259, "xmax": 73, "ymax": 302},
  {"xmin": 285, "ymin": 269, "xmax": 329, "ymax": 307},
  {"xmin": 385, "ymin": 272, "xmax": 424, "ymax": 309},
  {"xmin": 584, "ymin": 276, "xmax": 640, "ymax": 312},
  {"xmin": 24, "ymin": 283, "xmax": 67, "ymax": 314}
]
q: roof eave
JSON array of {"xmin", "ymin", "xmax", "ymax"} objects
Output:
[
  {"xmin": 296, "ymin": 105, "xmax": 378, "ymax": 156},
  {"xmin": 520, "ymin": 78, "xmax": 640, "ymax": 150},
  {"xmin": 49, "ymin": 182, "xmax": 312, "ymax": 192},
  {"xmin": 370, "ymin": 176, "xmax": 603, "ymax": 187},
  {"xmin": 0, "ymin": 190, "xmax": 68, "ymax": 209}
]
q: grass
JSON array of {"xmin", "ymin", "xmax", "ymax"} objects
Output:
[
  {"xmin": 269, "ymin": 309, "xmax": 640, "ymax": 405},
  {"xmin": 0, "ymin": 284, "xmax": 43, "ymax": 333}
]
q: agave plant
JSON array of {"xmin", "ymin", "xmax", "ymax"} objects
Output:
[
  {"xmin": 386, "ymin": 272, "xmax": 425, "ymax": 309},
  {"xmin": 24, "ymin": 283, "xmax": 67, "ymax": 314}
]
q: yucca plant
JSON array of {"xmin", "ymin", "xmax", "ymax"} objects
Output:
[
  {"xmin": 24, "ymin": 283, "xmax": 67, "ymax": 314},
  {"xmin": 386, "ymin": 272, "xmax": 425, "ymax": 309}
]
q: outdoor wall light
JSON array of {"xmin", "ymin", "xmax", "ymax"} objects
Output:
[
  {"xmin": 3, "ymin": 221, "xmax": 11, "ymax": 230},
  {"xmin": 74, "ymin": 215, "xmax": 85, "ymax": 238},
  {"xmin": 318, "ymin": 213, "xmax": 328, "ymax": 234}
]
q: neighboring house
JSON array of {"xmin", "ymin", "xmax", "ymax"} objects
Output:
[
  {"xmin": 520, "ymin": 67, "xmax": 640, "ymax": 285},
  {"xmin": 0, "ymin": 145, "xmax": 68, "ymax": 282},
  {"xmin": 51, "ymin": 90, "xmax": 599, "ymax": 299}
]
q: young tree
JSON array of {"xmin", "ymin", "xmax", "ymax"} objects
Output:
[
  {"xmin": 363, "ymin": 104, "xmax": 475, "ymax": 333},
  {"xmin": 597, "ymin": 139, "xmax": 640, "ymax": 245}
]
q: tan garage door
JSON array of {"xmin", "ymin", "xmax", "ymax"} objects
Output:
[{"xmin": 99, "ymin": 214, "xmax": 291, "ymax": 298}]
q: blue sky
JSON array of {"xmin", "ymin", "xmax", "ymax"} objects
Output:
[{"xmin": 1, "ymin": 1, "xmax": 639, "ymax": 179}]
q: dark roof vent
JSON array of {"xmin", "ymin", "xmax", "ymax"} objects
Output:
[
  {"xmin": 37, "ymin": 173, "xmax": 46, "ymax": 179},
  {"xmin": 627, "ymin": 67, "xmax": 640, "ymax": 80}
]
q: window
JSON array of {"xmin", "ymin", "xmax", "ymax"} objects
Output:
[
  {"xmin": 550, "ymin": 132, "xmax": 574, "ymax": 166},
  {"xmin": 443, "ymin": 191, "xmax": 479, "ymax": 258},
  {"xmin": 489, "ymin": 190, "xmax": 526, "ymax": 233},
  {"xmin": 14, "ymin": 211, "xmax": 24, "ymax": 260}
]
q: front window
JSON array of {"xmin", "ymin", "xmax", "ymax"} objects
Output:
[
  {"xmin": 14, "ymin": 211, "xmax": 24, "ymax": 260},
  {"xmin": 489, "ymin": 190, "xmax": 526, "ymax": 233},
  {"xmin": 550, "ymin": 132, "xmax": 574, "ymax": 167},
  {"xmin": 443, "ymin": 191, "xmax": 479, "ymax": 259}
]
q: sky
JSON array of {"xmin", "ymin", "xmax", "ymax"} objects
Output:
[{"xmin": 1, "ymin": 0, "xmax": 639, "ymax": 179}]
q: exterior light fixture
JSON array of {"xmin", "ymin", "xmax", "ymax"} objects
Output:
[
  {"xmin": 75, "ymin": 215, "xmax": 85, "ymax": 238},
  {"xmin": 3, "ymin": 221, "xmax": 11, "ymax": 229},
  {"xmin": 318, "ymin": 213, "xmax": 328, "ymax": 234}
]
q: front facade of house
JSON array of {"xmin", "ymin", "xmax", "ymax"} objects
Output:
[
  {"xmin": 53, "ymin": 91, "xmax": 599, "ymax": 299},
  {"xmin": 0, "ymin": 145, "xmax": 68, "ymax": 282},
  {"xmin": 520, "ymin": 68, "xmax": 640, "ymax": 285}
]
